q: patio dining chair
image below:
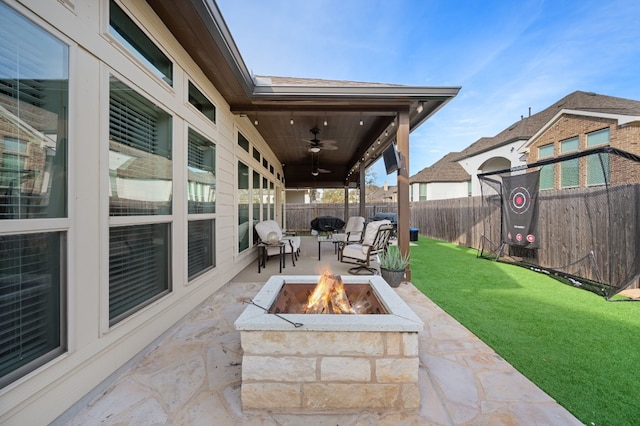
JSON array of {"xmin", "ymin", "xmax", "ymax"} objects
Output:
[
  {"xmin": 339, "ymin": 220, "xmax": 393, "ymax": 275},
  {"xmin": 331, "ymin": 216, "xmax": 365, "ymax": 259}
]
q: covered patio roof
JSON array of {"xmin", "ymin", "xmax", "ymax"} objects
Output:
[{"xmin": 148, "ymin": 0, "xmax": 460, "ymax": 188}]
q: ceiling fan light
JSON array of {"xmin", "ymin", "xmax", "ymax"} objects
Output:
[
  {"xmin": 311, "ymin": 170, "xmax": 319, "ymax": 176},
  {"xmin": 290, "ymin": 117, "xmax": 294, "ymax": 125},
  {"xmin": 417, "ymin": 102, "xmax": 424, "ymax": 113},
  {"xmin": 323, "ymin": 119, "xmax": 328, "ymax": 126},
  {"xmin": 310, "ymin": 147, "xmax": 321, "ymax": 153}
]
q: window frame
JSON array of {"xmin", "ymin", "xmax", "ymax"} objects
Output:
[
  {"xmin": 107, "ymin": 0, "xmax": 174, "ymax": 87},
  {"xmin": 186, "ymin": 127, "xmax": 216, "ymax": 281},
  {"xmin": 560, "ymin": 137, "xmax": 580, "ymax": 188},
  {"xmin": 187, "ymin": 81, "xmax": 216, "ymax": 125},
  {"xmin": 106, "ymin": 73, "xmax": 174, "ymax": 326},
  {"xmin": 538, "ymin": 143, "xmax": 555, "ymax": 190},
  {"xmin": 0, "ymin": 1, "xmax": 71, "ymax": 388}
]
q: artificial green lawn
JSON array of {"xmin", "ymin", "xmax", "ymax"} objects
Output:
[{"xmin": 410, "ymin": 237, "xmax": 640, "ymax": 426}]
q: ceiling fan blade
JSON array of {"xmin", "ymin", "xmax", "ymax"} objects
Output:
[
  {"xmin": 320, "ymin": 144, "xmax": 338, "ymax": 151},
  {"xmin": 318, "ymin": 168, "xmax": 331, "ymax": 173}
]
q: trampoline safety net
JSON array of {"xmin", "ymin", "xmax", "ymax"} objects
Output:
[{"xmin": 478, "ymin": 147, "xmax": 640, "ymax": 300}]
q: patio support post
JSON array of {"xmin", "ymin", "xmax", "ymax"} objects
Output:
[
  {"xmin": 397, "ymin": 109, "xmax": 411, "ymax": 280},
  {"xmin": 359, "ymin": 164, "xmax": 366, "ymax": 217},
  {"xmin": 344, "ymin": 186, "xmax": 349, "ymax": 221}
]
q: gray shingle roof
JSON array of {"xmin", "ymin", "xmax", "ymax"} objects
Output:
[
  {"xmin": 410, "ymin": 152, "xmax": 470, "ymax": 183},
  {"xmin": 456, "ymin": 90, "xmax": 640, "ymax": 160}
]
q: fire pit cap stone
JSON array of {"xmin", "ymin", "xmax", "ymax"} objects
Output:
[{"xmin": 235, "ymin": 275, "xmax": 424, "ymax": 332}]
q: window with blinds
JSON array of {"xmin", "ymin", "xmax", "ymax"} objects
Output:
[
  {"xmin": 109, "ymin": 76, "xmax": 172, "ymax": 216},
  {"xmin": 109, "ymin": 224, "xmax": 170, "ymax": 324},
  {"xmin": 419, "ymin": 183, "xmax": 427, "ymax": 201},
  {"xmin": 187, "ymin": 128, "xmax": 215, "ymax": 280},
  {"xmin": 0, "ymin": 2, "xmax": 68, "ymax": 388},
  {"xmin": 252, "ymin": 171, "xmax": 261, "ymax": 245},
  {"xmin": 561, "ymin": 138, "xmax": 579, "ymax": 188},
  {"xmin": 0, "ymin": 3, "xmax": 69, "ymax": 220},
  {"xmin": 587, "ymin": 129, "xmax": 610, "ymax": 186},
  {"xmin": 0, "ymin": 232, "xmax": 65, "ymax": 388},
  {"xmin": 188, "ymin": 219, "xmax": 215, "ymax": 280},
  {"xmin": 238, "ymin": 161, "xmax": 249, "ymax": 252},
  {"xmin": 108, "ymin": 78, "xmax": 172, "ymax": 324},
  {"xmin": 109, "ymin": 0, "xmax": 173, "ymax": 85},
  {"xmin": 187, "ymin": 128, "xmax": 215, "ymax": 214},
  {"xmin": 538, "ymin": 144, "xmax": 555, "ymax": 190}
]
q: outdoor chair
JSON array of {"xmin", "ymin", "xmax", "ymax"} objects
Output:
[
  {"xmin": 254, "ymin": 220, "xmax": 301, "ymax": 267},
  {"xmin": 340, "ymin": 220, "xmax": 393, "ymax": 275},
  {"xmin": 331, "ymin": 216, "xmax": 365, "ymax": 259}
]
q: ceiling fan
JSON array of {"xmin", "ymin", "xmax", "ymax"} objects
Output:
[
  {"xmin": 311, "ymin": 166, "xmax": 331, "ymax": 177},
  {"xmin": 310, "ymin": 151, "xmax": 331, "ymax": 176},
  {"xmin": 302, "ymin": 127, "xmax": 338, "ymax": 153}
]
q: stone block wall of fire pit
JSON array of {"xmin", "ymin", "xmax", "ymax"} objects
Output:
[{"xmin": 235, "ymin": 275, "xmax": 424, "ymax": 412}]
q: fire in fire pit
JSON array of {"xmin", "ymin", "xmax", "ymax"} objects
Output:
[{"xmin": 268, "ymin": 270, "xmax": 387, "ymax": 314}]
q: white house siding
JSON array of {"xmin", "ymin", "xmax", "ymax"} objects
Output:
[
  {"xmin": 427, "ymin": 181, "xmax": 469, "ymax": 200},
  {"xmin": 0, "ymin": 1, "xmax": 281, "ymax": 424},
  {"xmin": 410, "ymin": 182, "xmax": 468, "ymax": 201},
  {"xmin": 457, "ymin": 140, "xmax": 526, "ymax": 196}
]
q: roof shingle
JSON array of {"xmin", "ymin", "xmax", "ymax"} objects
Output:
[
  {"xmin": 410, "ymin": 152, "xmax": 470, "ymax": 183},
  {"xmin": 456, "ymin": 90, "xmax": 640, "ymax": 160}
]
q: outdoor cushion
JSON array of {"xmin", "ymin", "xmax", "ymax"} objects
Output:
[
  {"xmin": 332, "ymin": 216, "xmax": 365, "ymax": 243},
  {"xmin": 255, "ymin": 220, "xmax": 301, "ymax": 256}
]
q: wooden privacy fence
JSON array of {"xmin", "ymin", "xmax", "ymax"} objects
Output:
[
  {"xmin": 410, "ymin": 184, "xmax": 640, "ymax": 291},
  {"xmin": 285, "ymin": 202, "xmax": 397, "ymax": 233},
  {"xmin": 284, "ymin": 185, "xmax": 638, "ymax": 290}
]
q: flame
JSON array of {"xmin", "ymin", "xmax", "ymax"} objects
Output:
[{"xmin": 306, "ymin": 270, "xmax": 356, "ymax": 314}]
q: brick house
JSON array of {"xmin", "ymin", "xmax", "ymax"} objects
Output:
[
  {"xmin": 415, "ymin": 90, "xmax": 640, "ymax": 199},
  {"xmin": 520, "ymin": 91, "xmax": 640, "ymax": 189}
]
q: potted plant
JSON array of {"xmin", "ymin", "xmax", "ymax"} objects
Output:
[{"xmin": 378, "ymin": 246, "xmax": 410, "ymax": 288}]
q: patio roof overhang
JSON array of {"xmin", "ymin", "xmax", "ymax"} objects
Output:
[{"xmin": 148, "ymin": 0, "xmax": 460, "ymax": 188}]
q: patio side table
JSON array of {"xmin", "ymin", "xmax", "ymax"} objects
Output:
[
  {"xmin": 257, "ymin": 241, "xmax": 286, "ymax": 273},
  {"xmin": 317, "ymin": 235, "xmax": 339, "ymax": 261}
]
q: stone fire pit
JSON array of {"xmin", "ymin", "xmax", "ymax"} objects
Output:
[{"xmin": 234, "ymin": 275, "xmax": 424, "ymax": 412}]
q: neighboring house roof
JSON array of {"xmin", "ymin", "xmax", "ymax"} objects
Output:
[
  {"xmin": 410, "ymin": 152, "xmax": 470, "ymax": 183},
  {"xmin": 457, "ymin": 91, "xmax": 640, "ymax": 160},
  {"xmin": 366, "ymin": 184, "xmax": 397, "ymax": 202}
]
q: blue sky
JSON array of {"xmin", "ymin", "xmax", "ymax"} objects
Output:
[{"xmin": 216, "ymin": 0, "xmax": 640, "ymax": 186}]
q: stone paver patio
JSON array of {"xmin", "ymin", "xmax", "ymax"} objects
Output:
[{"xmin": 56, "ymin": 238, "xmax": 582, "ymax": 425}]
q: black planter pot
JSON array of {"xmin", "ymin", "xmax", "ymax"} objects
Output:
[{"xmin": 380, "ymin": 268, "xmax": 405, "ymax": 288}]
